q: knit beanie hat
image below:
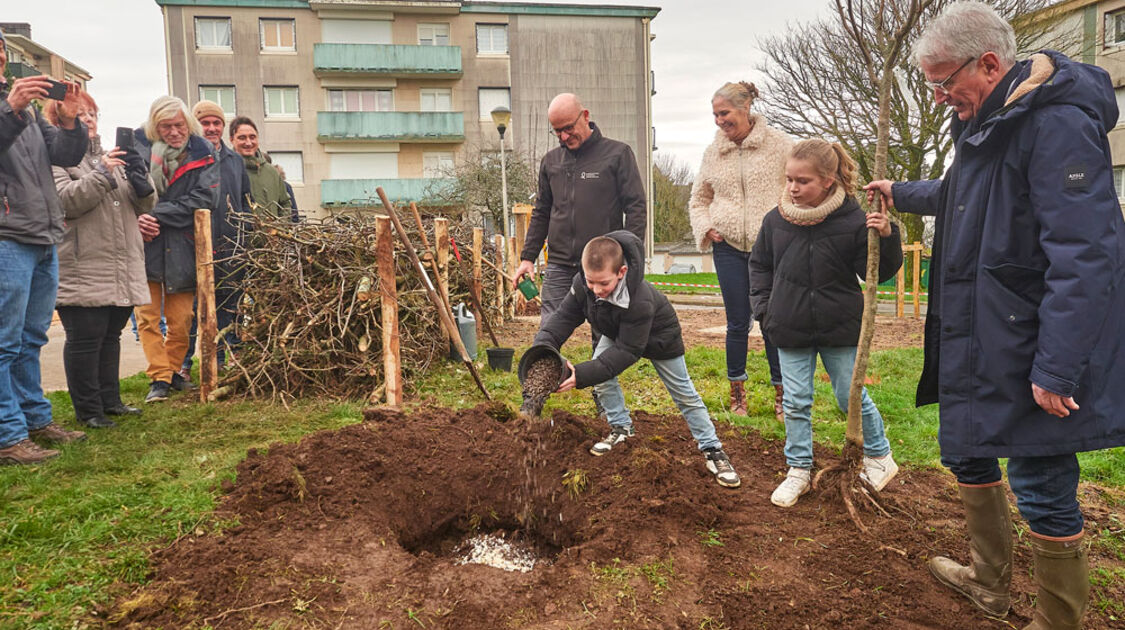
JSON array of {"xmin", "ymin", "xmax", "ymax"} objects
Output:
[{"xmin": 192, "ymin": 99, "xmax": 225, "ymax": 122}]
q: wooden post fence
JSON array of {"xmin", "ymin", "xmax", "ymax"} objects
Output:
[
  {"xmin": 472, "ymin": 227, "xmax": 483, "ymax": 338},
  {"xmin": 895, "ymin": 242, "xmax": 926, "ymax": 319},
  {"xmin": 375, "ymin": 216, "xmax": 402, "ymax": 407},
  {"xmin": 193, "ymin": 209, "xmax": 218, "ymax": 402}
]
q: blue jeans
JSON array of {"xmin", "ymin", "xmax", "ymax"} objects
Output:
[
  {"xmin": 0, "ymin": 241, "xmax": 58, "ymax": 447},
  {"xmin": 941, "ymin": 454, "xmax": 1083, "ymax": 538},
  {"xmin": 777, "ymin": 346, "xmax": 891, "ymax": 469},
  {"xmin": 592, "ymin": 335, "xmax": 721, "ymax": 451},
  {"xmin": 712, "ymin": 240, "xmax": 781, "ymax": 384}
]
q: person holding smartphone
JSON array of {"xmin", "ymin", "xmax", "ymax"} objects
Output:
[
  {"xmin": 44, "ymin": 93, "xmax": 155, "ymax": 429},
  {"xmin": 0, "ymin": 28, "xmax": 91, "ymax": 465}
]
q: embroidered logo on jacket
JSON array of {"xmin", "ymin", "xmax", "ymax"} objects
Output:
[
  {"xmin": 1063, "ymin": 165, "xmax": 1089, "ymax": 189},
  {"xmin": 580, "ymin": 172, "xmax": 600, "ymax": 180}
]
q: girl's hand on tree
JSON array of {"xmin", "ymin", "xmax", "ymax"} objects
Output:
[{"xmin": 866, "ymin": 210, "xmax": 891, "ymax": 238}]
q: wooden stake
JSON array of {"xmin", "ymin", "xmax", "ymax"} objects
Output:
[
  {"xmin": 435, "ymin": 217, "xmax": 450, "ymax": 312},
  {"xmin": 494, "ymin": 234, "xmax": 505, "ymax": 317},
  {"xmin": 472, "ymin": 227, "xmax": 483, "ymax": 338},
  {"xmin": 912, "ymin": 243, "xmax": 922, "ymax": 319},
  {"xmin": 408, "ymin": 203, "xmax": 452, "ymax": 344},
  {"xmin": 193, "ymin": 209, "xmax": 218, "ymax": 403},
  {"xmin": 896, "ymin": 261, "xmax": 905, "ymax": 318},
  {"xmin": 375, "ymin": 216, "xmax": 402, "ymax": 407},
  {"xmin": 376, "ymin": 188, "xmax": 490, "ymax": 400}
]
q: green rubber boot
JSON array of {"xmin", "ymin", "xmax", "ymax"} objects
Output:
[
  {"xmin": 1023, "ymin": 533, "xmax": 1088, "ymax": 630},
  {"xmin": 928, "ymin": 483, "xmax": 1013, "ymax": 618}
]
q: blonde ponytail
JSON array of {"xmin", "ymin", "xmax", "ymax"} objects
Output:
[{"xmin": 790, "ymin": 139, "xmax": 858, "ymax": 193}]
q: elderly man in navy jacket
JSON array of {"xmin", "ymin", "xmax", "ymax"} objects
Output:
[{"xmin": 866, "ymin": 3, "xmax": 1125, "ymax": 628}]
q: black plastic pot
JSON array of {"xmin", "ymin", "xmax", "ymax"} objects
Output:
[
  {"xmin": 485, "ymin": 347, "xmax": 515, "ymax": 371},
  {"xmin": 517, "ymin": 344, "xmax": 572, "ymax": 389}
]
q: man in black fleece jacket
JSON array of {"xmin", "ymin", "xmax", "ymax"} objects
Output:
[{"xmin": 534, "ymin": 231, "xmax": 740, "ymax": 489}]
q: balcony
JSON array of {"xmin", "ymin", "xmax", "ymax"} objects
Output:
[
  {"xmin": 321, "ymin": 178, "xmax": 457, "ymax": 207},
  {"xmin": 317, "ymin": 111, "xmax": 464, "ymax": 143},
  {"xmin": 313, "ymin": 43, "xmax": 462, "ymax": 78}
]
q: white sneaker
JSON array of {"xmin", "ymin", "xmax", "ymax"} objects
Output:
[
  {"xmin": 861, "ymin": 453, "xmax": 899, "ymax": 491},
  {"xmin": 770, "ymin": 467, "xmax": 811, "ymax": 507},
  {"xmin": 589, "ymin": 426, "xmax": 634, "ymax": 456}
]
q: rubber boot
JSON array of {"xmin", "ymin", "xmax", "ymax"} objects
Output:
[
  {"xmin": 729, "ymin": 381, "xmax": 747, "ymax": 415},
  {"xmin": 773, "ymin": 384, "xmax": 784, "ymax": 422},
  {"xmin": 1023, "ymin": 533, "xmax": 1088, "ymax": 630},
  {"xmin": 928, "ymin": 483, "xmax": 1013, "ymax": 618}
]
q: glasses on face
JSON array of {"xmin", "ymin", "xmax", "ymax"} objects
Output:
[
  {"xmin": 549, "ymin": 111, "xmax": 584, "ymax": 138},
  {"xmin": 925, "ymin": 57, "xmax": 977, "ymax": 96}
]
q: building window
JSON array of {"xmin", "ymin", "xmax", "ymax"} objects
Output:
[
  {"xmin": 418, "ymin": 23, "xmax": 450, "ymax": 46},
  {"xmin": 260, "ymin": 18, "xmax": 295, "ymax": 51},
  {"xmin": 327, "ymin": 89, "xmax": 393, "ymax": 112},
  {"xmin": 195, "ymin": 17, "xmax": 232, "ymax": 50},
  {"xmin": 321, "ymin": 19, "xmax": 391, "ymax": 44},
  {"xmin": 478, "ymin": 88, "xmax": 510, "ymax": 121},
  {"xmin": 476, "ymin": 24, "xmax": 508, "ymax": 54},
  {"xmin": 198, "ymin": 85, "xmax": 236, "ymax": 117},
  {"xmin": 423, "ymin": 152, "xmax": 455, "ymax": 178},
  {"xmin": 420, "ymin": 88, "xmax": 452, "ymax": 112},
  {"xmin": 264, "ymin": 86, "xmax": 300, "ymax": 118},
  {"xmin": 270, "ymin": 151, "xmax": 304, "ymax": 183},
  {"xmin": 1107, "ymin": 9, "xmax": 1125, "ymax": 46},
  {"xmin": 329, "ymin": 153, "xmax": 398, "ymax": 179},
  {"xmin": 1114, "ymin": 167, "xmax": 1125, "ymax": 201}
]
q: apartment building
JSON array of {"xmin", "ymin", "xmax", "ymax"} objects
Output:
[
  {"xmin": 0, "ymin": 22, "xmax": 91, "ymax": 88},
  {"xmin": 156, "ymin": 0, "xmax": 659, "ymax": 228}
]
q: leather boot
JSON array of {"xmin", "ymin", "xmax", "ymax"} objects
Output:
[
  {"xmin": 1023, "ymin": 533, "xmax": 1088, "ymax": 630},
  {"xmin": 929, "ymin": 483, "xmax": 1013, "ymax": 618},
  {"xmin": 774, "ymin": 384, "xmax": 784, "ymax": 422},
  {"xmin": 729, "ymin": 381, "xmax": 747, "ymax": 415}
]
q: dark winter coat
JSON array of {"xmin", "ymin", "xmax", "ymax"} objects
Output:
[
  {"xmin": 749, "ymin": 195, "xmax": 902, "ymax": 348},
  {"xmin": 893, "ymin": 51, "xmax": 1125, "ymax": 458},
  {"xmin": 0, "ymin": 83, "xmax": 87, "ymax": 245},
  {"xmin": 534, "ymin": 230, "xmax": 684, "ymax": 389},
  {"xmin": 521, "ymin": 123, "xmax": 646, "ymax": 268},
  {"xmin": 134, "ymin": 130, "xmax": 219, "ymax": 294},
  {"xmin": 213, "ymin": 142, "xmax": 251, "ymax": 260}
]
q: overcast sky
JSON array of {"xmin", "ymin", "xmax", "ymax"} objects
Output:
[{"xmin": 4, "ymin": 0, "xmax": 829, "ymax": 172}]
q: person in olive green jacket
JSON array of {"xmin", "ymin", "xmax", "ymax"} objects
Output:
[{"xmin": 228, "ymin": 116, "xmax": 296, "ymax": 222}]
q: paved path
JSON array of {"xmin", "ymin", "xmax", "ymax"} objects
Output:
[{"xmin": 39, "ymin": 318, "xmax": 151, "ymax": 393}]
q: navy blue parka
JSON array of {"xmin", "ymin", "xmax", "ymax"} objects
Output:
[{"xmin": 893, "ymin": 51, "xmax": 1125, "ymax": 458}]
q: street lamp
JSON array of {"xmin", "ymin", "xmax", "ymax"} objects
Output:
[{"xmin": 490, "ymin": 105, "xmax": 512, "ymax": 239}]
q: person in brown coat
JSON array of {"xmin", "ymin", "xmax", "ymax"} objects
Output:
[{"xmin": 47, "ymin": 92, "xmax": 155, "ymax": 428}]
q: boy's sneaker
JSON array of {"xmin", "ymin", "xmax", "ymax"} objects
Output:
[
  {"xmin": 703, "ymin": 448, "xmax": 741, "ymax": 488},
  {"xmin": 145, "ymin": 381, "xmax": 171, "ymax": 403},
  {"xmin": 171, "ymin": 372, "xmax": 197, "ymax": 392},
  {"xmin": 590, "ymin": 426, "xmax": 634, "ymax": 456},
  {"xmin": 771, "ymin": 467, "xmax": 812, "ymax": 507},
  {"xmin": 29, "ymin": 422, "xmax": 88, "ymax": 444},
  {"xmin": 0, "ymin": 439, "xmax": 60, "ymax": 465},
  {"xmin": 861, "ymin": 453, "xmax": 899, "ymax": 491}
]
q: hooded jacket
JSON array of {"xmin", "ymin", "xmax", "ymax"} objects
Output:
[
  {"xmin": 0, "ymin": 82, "xmax": 87, "ymax": 245},
  {"xmin": 520, "ymin": 123, "xmax": 646, "ymax": 267},
  {"xmin": 534, "ymin": 230, "xmax": 684, "ymax": 389},
  {"xmin": 749, "ymin": 194, "xmax": 902, "ymax": 348},
  {"xmin": 689, "ymin": 114, "xmax": 793, "ymax": 252},
  {"xmin": 892, "ymin": 51, "xmax": 1125, "ymax": 458},
  {"xmin": 134, "ymin": 129, "xmax": 219, "ymax": 293},
  {"xmin": 243, "ymin": 150, "xmax": 295, "ymax": 222},
  {"xmin": 53, "ymin": 137, "xmax": 154, "ymax": 307}
]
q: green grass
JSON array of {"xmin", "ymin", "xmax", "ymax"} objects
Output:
[
  {"xmin": 644, "ymin": 271, "xmax": 930, "ymax": 303},
  {"xmin": 0, "ymin": 371, "xmax": 364, "ymax": 629},
  {"xmin": 2, "ymin": 346, "xmax": 1122, "ymax": 628}
]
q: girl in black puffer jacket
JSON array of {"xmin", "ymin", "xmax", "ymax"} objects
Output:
[{"xmin": 749, "ymin": 139, "xmax": 902, "ymax": 508}]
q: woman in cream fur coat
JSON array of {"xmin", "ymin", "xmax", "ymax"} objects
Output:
[{"xmin": 689, "ymin": 81, "xmax": 792, "ymax": 418}]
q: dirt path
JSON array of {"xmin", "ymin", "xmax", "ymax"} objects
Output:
[{"xmin": 109, "ymin": 404, "xmax": 1123, "ymax": 629}]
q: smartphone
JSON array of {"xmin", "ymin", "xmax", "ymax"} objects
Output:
[
  {"xmin": 44, "ymin": 79, "xmax": 68, "ymax": 101},
  {"xmin": 115, "ymin": 127, "xmax": 134, "ymax": 150}
]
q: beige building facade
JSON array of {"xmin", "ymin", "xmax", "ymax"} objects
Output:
[
  {"xmin": 0, "ymin": 22, "xmax": 92, "ymax": 89},
  {"xmin": 156, "ymin": 0, "xmax": 659, "ymax": 228}
]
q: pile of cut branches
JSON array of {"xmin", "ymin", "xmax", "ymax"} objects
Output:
[{"xmin": 219, "ymin": 213, "xmax": 501, "ymax": 402}]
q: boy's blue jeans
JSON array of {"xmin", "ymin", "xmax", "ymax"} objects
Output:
[
  {"xmin": 941, "ymin": 454, "xmax": 1083, "ymax": 538},
  {"xmin": 0, "ymin": 241, "xmax": 57, "ymax": 448},
  {"xmin": 592, "ymin": 335, "xmax": 721, "ymax": 451},
  {"xmin": 777, "ymin": 346, "xmax": 891, "ymax": 469}
]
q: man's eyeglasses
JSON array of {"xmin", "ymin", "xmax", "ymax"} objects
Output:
[
  {"xmin": 925, "ymin": 57, "xmax": 977, "ymax": 96},
  {"xmin": 549, "ymin": 111, "xmax": 584, "ymax": 138}
]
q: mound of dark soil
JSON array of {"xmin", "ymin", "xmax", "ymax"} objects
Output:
[{"xmin": 110, "ymin": 405, "xmax": 1124, "ymax": 629}]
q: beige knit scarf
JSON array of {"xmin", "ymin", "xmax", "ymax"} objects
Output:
[{"xmin": 778, "ymin": 185, "xmax": 846, "ymax": 226}]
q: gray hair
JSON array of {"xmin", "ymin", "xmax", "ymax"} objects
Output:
[
  {"xmin": 713, "ymin": 81, "xmax": 760, "ymax": 112},
  {"xmin": 912, "ymin": 1, "xmax": 1016, "ymax": 68},
  {"xmin": 143, "ymin": 95, "xmax": 202, "ymax": 142}
]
